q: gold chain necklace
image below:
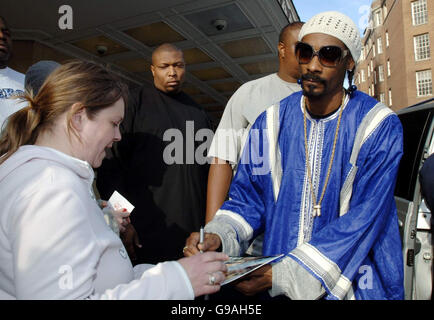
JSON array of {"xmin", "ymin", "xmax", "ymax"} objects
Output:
[{"xmin": 303, "ymin": 90, "xmax": 346, "ymax": 217}]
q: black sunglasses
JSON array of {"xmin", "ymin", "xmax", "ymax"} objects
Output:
[{"xmin": 295, "ymin": 42, "xmax": 349, "ymax": 67}]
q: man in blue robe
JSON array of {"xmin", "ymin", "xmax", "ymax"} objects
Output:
[{"xmin": 184, "ymin": 11, "xmax": 404, "ymax": 300}]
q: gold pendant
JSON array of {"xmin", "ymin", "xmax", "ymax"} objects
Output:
[{"xmin": 313, "ymin": 204, "xmax": 321, "ymax": 217}]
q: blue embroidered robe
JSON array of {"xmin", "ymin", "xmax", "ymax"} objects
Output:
[{"xmin": 206, "ymin": 91, "xmax": 404, "ymax": 300}]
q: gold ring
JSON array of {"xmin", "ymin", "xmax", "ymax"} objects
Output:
[{"xmin": 182, "ymin": 246, "xmax": 189, "ymax": 252}]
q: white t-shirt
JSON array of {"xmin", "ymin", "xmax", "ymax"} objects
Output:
[
  {"xmin": 0, "ymin": 67, "xmax": 25, "ymax": 130},
  {"xmin": 208, "ymin": 73, "xmax": 300, "ymax": 166}
]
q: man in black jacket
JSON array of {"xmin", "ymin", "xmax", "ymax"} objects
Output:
[{"xmin": 97, "ymin": 43, "xmax": 212, "ymax": 264}]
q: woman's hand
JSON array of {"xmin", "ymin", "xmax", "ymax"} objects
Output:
[
  {"xmin": 178, "ymin": 251, "xmax": 228, "ymax": 297},
  {"xmin": 99, "ymin": 199, "xmax": 131, "ymax": 232}
]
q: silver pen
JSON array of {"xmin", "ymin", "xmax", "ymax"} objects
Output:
[
  {"xmin": 199, "ymin": 226, "xmax": 204, "ymax": 253},
  {"xmin": 200, "ymin": 226, "xmax": 208, "ymax": 300}
]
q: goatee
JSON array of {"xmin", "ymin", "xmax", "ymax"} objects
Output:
[{"xmin": 301, "ymin": 73, "xmax": 327, "ymax": 98}]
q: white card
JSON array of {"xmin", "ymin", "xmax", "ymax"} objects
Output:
[{"xmin": 108, "ymin": 191, "xmax": 135, "ymax": 213}]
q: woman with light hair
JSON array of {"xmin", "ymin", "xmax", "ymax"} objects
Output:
[{"xmin": 0, "ymin": 60, "xmax": 227, "ymax": 299}]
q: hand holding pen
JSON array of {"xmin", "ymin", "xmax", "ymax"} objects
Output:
[{"xmin": 183, "ymin": 227, "xmax": 222, "ymax": 257}]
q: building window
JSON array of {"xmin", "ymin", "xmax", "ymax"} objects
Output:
[
  {"xmin": 369, "ymin": 87, "xmax": 372, "ymax": 96},
  {"xmin": 414, "ymin": 33, "xmax": 430, "ymax": 61},
  {"xmin": 411, "ymin": 0, "xmax": 428, "ymax": 26},
  {"xmin": 377, "ymin": 37, "xmax": 383, "ymax": 54},
  {"xmin": 371, "ymin": 83, "xmax": 375, "ymax": 96},
  {"xmin": 385, "ymin": 31, "xmax": 390, "ymax": 47},
  {"xmin": 380, "ymin": 92, "xmax": 385, "ymax": 103},
  {"xmin": 361, "ymin": 69, "xmax": 366, "ymax": 82},
  {"xmin": 379, "ymin": 65, "xmax": 385, "ymax": 82},
  {"xmin": 374, "ymin": 9, "xmax": 382, "ymax": 27},
  {"xmin": 383, "ymin": 5, "xmax": 388, "ymax": 19},
  {"xmin": 368, "ymin": 67, "xmax": 371, "ymax": 78},
  {"xmin": 388, "ymin": 88, "xmax": 393, "ymax": 106},
  {"xmin": 387, "ymin": 59, "xmax": 391, "ymax": 77},
  {"xmin": 373, "ymin": 44, "xmax": 376, "ymax": 57},
  {"xmin": 416, "ymin": 69, "xmax": 433, "ymax": 96},
  {"xmin": 370, "ymin": 60, "xmax": 373, "ymax": 72},
  {"xmin": 374, "ymin": 70, "xmax": 377, "ymax": 84}
]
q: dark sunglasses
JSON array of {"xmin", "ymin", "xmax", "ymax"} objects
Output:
[{"xmin": 295, "ymin": 42, "xmax": 349, "ymax": 67}]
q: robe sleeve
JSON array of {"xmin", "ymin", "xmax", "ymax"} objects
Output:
[
  {"xmin": 288, "ymin": 113, "xmax": 404, "ymax": 299},
  {"xmin": 205, "ymin": 112, "xmax": 270, "ymax": 256}
]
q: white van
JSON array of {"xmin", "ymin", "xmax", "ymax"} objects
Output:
[{"xmin": 395, "ymin": 98, "xmax": 433, "ymax": 300}]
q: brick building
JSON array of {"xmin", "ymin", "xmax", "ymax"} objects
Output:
[{"xmin": 354, "ymin": 0, "xmax": 433, "ymax": 111}]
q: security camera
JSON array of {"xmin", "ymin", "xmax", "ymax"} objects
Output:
[
  {"xmin": 96, "ymin": 45, "xmax": 108, "ymax": 55},
  {"xmin": 212, "ymin": 19, "xmax": 227, "ymax": 31}
]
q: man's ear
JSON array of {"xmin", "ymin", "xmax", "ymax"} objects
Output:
[
  {"xmin": 150, "ymin": 64, "xmax": 155, "ymax": 77},
  {"xmin": 346, "ymin": 56, "xmax": 356, "ymax": 73},
  {"xmin": 278, "ymin": 41, "xmax": 285, "ymax": 59},
  {"xmin": 70, "ymin": 102, "xmax": 86, "ymax": 132}
]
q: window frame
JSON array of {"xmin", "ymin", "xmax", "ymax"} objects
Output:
[
  {"xmin": 411, "ymin": 0, "xmax": 428, "ymax": 26},
  {"xmin": 379, "ymin": 65, "xmax": 385, "ymax": 82},
  {"xmin": 416, "ymin": 69, "xmax": 433, "ymax": 97},
  {"xmin": 377, "ymin": 37, "xmax": 383, "ymax": 54},
  {"xmin": 414, "ymin": 33, "xmax": 431, "ymax": 61}
]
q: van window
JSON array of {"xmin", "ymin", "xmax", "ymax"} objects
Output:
[{"xmin": 395, "ymin": 109, "xmax": 432, "ymax": 201}]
